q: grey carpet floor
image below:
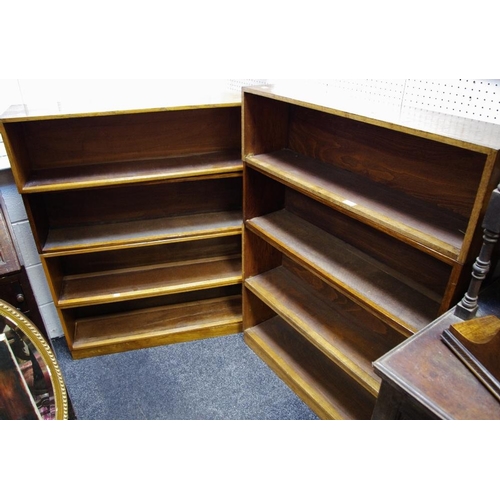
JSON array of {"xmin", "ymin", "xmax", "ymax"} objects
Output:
[{"xmin": 52, "ymin": 333, "xmax": 319, "ymax": 420}]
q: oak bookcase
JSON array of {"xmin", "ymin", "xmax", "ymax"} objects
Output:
[
  {"xmin": 242, "ymin": 85, "xmax": 500, "ymax": 419},
  {"xmin": 0, "ymin": 95, "xmax": 243, "ymax": 359}
]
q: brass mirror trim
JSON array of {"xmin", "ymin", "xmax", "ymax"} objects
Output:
[{"xmin": 0, "ymin": 299, "xmax": 68, "ymax": 420}]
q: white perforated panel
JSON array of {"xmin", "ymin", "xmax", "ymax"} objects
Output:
[
  {"xmin": 320, "ymin": 79, "xmax": 406, "ymax": 104},
  {"xmin": 267, "ymin": 79, "xmax": 405, "ymax": 106},
  {"xmin": 402, "ymin": 79, "xmax": 500, "ymax": 123},
  {"xmin": 266, "ymin": 79, "xmax": 500, "ymax": 124}
]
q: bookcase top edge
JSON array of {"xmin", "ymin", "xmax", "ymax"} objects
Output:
[
  {"xmin": 0, "ymin": 91, "xmax": 242, "ymax": 122},
  {"xmin": 242, "ymin": 84, "xmax": 500, "ymax": 152}
]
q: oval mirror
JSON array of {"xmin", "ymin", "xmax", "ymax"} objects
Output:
[{"xmin": 0, "ymin": 299, "xmax": 68, "ymax": 420}]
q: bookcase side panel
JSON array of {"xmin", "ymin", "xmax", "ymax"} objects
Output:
[
  {"xmin": 243, "ymin": 167, "xmax": 285, "ymax": 220},
  {"xmin": 243, "ymin": 93, "xmax": 289, "ymax": 157}
]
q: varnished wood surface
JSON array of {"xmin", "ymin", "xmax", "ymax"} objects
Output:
[
  {"xmin": 43, "ymin": 210, "xmax": 242, "ymax": 254},
  {"xmin": 71, "ymin": 295, "xmax": 242, "ymax": 359},
  {"xmin": 242, "ymin": 92, "xmax": 290, "ymax": 157},
  {"xmin": 447, "ymin": 315, "xmax": 500, "ymax": 385},
  {"xmin": 47, "ymin": 234, "xmax": 240, "ymax": 274},
  {"xmin": 6, "ymin": 107, "xmax": 240, "ymax": 170},
  {"xmin": 247, "ymin": 150, "xmax": 467, "ymax": 263},
  {"xmin": 242, "ymin": 85, "xmax": 500, "ymax": 420},
  {"xmin": 286, "ymin": 188, "xmax": 454, "ymax": 307},
  {"xmin": 373, "ymin": 282, "xmax": 500, "ymax": 419},
  {"xmin": 450, "ymin": 314, "xmax": 500, "ymax": 344},
  {"xmin": 247, "ymin": 209, "xmax": 440, "ymax": 335},
  {"xmin": 0, "ymin": 198, "xmax": 21, "ymax": 275},
  {"xmin": 287, "ymin": 104, "xmax": 486, "ymax": 221},
  {"xmin": 245, "ymin": 258, "xmax": 404, "ymax": 396},
  {"xmin": 244, "ymin": 85, "xmax": 500, "ymax": 151},
  {"xmin": 21, "ymin": 151, "xmax": 242, "ymax": 193},
  {"xmin": 2, "ymin": 100, "xmax": 244, "ymax": 359},
  {"xmin": 244, "ymin": 316, "xmax": 376, "ymax": 420},
  {"xmin": 58, "ymin": 255, "xmax": 242, "ymax": 308},
  {"xmin": 243, "ymin": 165, "xmax": 286, "ymax": 221},
  {"xmin": 42, "ymin": 172, "xmax": 242, "ymax": 228},
  {"xmin": 0, "ymin": 92, "xmax": 241, "ymax": 121}
]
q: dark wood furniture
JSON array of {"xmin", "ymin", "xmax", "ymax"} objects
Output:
[
  {"xmin": 0, "ymin": 193, "xmax": 48, "ymax": 339},
  {"xmin": 372, "ymin": 279, "xmax": 500, "ymax": 420},
  {"xmin": 0, "ymin": 94, "xmax": 243, "ymax": 359},
  {"xmin": 241, "ymin": 84, "xmax": 500, "ymax": 419}
]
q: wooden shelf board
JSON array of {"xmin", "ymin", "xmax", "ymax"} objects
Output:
[
  {"xmin": 58, "ymin": 255, "xmax": 242, "ymax": 308},
  {"xmin": 247, "ymin": 210, "xmax": 440, "ymax": 336},
  {"xmin": 71, "ymin": 295, "xmax": 242, "ymax": 358},
  {"xmin": 43, "ymin": 210, "xmax": 242, "ymax": 254},
  {"xmin": 244, "ymin": 316, "xmax": 376, "ymax": 420},
  {"xmin": 246, "ymin": 150, "xmax": 467, "ymax": 262},
  {"xmin": 22, "ymin": 151, "xmax": 243, "ymax": 193},
  {"xmin": 245, "ymin": 264, "xmax": 404, "ymax": 396}
]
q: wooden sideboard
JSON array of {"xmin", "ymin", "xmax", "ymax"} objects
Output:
[{"xmin": 372, "ymin": 279, "xmax": 500, "ymax": 419}]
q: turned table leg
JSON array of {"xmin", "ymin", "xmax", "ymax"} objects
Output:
[{"xmin": 456, "ymin": 183, "xmax": 500, "ymax": 320}]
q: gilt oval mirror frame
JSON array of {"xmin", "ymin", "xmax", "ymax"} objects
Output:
[{"xmin": 0, "ymin": 299, "xmax": 68, "ymax": 420}]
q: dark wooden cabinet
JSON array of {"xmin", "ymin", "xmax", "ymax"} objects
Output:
[
  {"xmin": 0, "ymin": 94, "xmax": 243, "ymax": 359},
  {"xmin": 372, "ymin": 279, "xmax": 500, "ymax": 420},
  {"xmin": 241, "ymin": 84, "xmax": 500, "ymax": 419},
  {"xmin": 0, "ymin": 194, "xmax": 48, "ymax": 339}
]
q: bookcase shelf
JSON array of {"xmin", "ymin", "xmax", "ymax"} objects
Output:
[
  {"xmin": 43, "ymin": 234, "xmax": 242, "ymax": 309},
  {"xmin": 245, "ymin": 316, "xmax": 376, "ymax": 420},
  {"xmin": 71, "ymin": 294, "xmax": 242, "ymax": 359},
  {"xmin": 246, "ymin": 209, "xmax": 440, "ymax": 336},
  {"xmin": 242, "ymin": 84, "xmax": 500, "ymax": 419},
  {"xmin": 245, "ymin": 258, "xmax": 403, "ymax": 396},
  {"xmin": 20, "ymin": 150, "xmax": 242, "ymax": 193},
  {"xmin": 246, "ymin": 150, "xmax": 467, "ymax": 263},
  {"xmin": 41, "ymin": 209, "xmax": 242, "ymax": 254},
  {"xmin": 1, "ymin": 96, "xmax": 243, "ymax": 358},
  {"xmin": 55, "ymin": 253, "xmax": 241, "ymax": 308}
]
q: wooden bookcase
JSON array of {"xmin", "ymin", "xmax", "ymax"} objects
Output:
[
  {"xmin": 242, "ymin": 85, "xmax": 500, "ymax": 419},
  {"xmin": 0, "ymin": 95, "xmax": 243, "ymax": 359}
]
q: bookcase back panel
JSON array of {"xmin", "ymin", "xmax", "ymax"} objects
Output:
[
  {"xmin": 244, "ymin": 168, "xmax": 451, "ymax": 303},
  {"xmin": 281, "ymin": 255, "xmax": 403, "ymax": 344},
  {"xmin": 68, "ymin": 284, "xmax": 242, "ymax": 322},
  {"xmin": 286, "ymin": 189, "xmax": 452, "ymax": 298},
  {"xmin": 55, "ymin": 235, "xmax": 241, "ymax": 276},
  {"xmin": 12, "ymin": 107, "xmax": 241, "ymax": 171},
  {"xmin": 41, "ymin": 177, "xmax": 242, "ymax": 228},
  {"xmin": 287, "ymin": 106, "xmax": 487, "ymax": 220}
]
